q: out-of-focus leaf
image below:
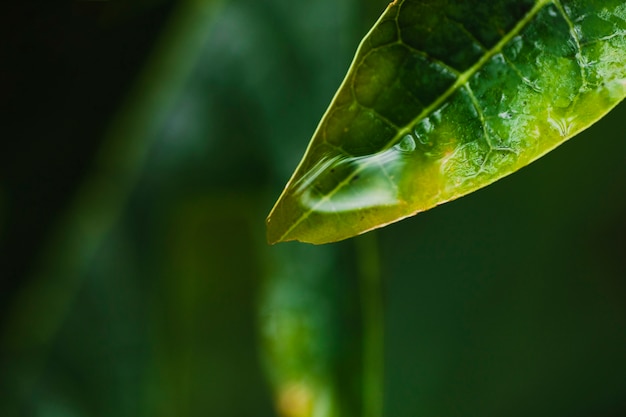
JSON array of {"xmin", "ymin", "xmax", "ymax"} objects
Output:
[
  {"xmin": 260, "ymin": 243, "xmax": 364, "ymax": 417},
  {"xmin": 267, "ymin": 0, "xmax": 626, "ymax": 244}
]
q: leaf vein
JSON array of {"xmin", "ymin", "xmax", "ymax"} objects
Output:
[{"xmin": 272, "ymin": 0, "xmax": 553, "ymax": 243}]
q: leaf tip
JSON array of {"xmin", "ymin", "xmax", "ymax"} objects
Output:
[
  {"xmin": 265, "ymin": 214, "xmax": 280, "ymax": 245},
  {"xmin": 266, "ymin": 205, "xmax": 294, "ymax": 245}
]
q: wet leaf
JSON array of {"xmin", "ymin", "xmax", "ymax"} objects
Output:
[{"xmin": 267, "ymin": 0, "xmax": 626, "ymax": 244}]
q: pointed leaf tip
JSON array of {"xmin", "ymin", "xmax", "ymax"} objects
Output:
[{"xmin": 268, "ymin": 0, "xmax": 626, "ymax": 244}]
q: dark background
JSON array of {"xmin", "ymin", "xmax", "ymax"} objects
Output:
[{"xmin": 1, "ymin": 0, "xmax": 625, "ymax": 416}]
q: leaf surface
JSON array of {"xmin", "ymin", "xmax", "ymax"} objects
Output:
[{"xmin": 267, "ymin": 0, "xmax": 626, "ymax": 244}]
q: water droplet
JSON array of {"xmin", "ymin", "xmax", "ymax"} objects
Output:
[
  {"xmin": 566, "ymin": 38, "xmax": 578, "ymax": 54},
  {"xmin": 506, "ymin": 36, "xmax": 523, "ymax": 60},
  {"xmin": 498, "ymin": 111, "xmax": 512, "ymax": 119},
  {"xmin": 416, "ymin": 132, "xmax": 431, "ymax": 146},
  {"xmin": 413, "ymin": 118, "xmax": 435, "ymax": 147},
  {"xmin": 548, "ymin": 114, "xmax": 577, "ymax": 137},
  {"xmin": 547, "ymin": 6, "xmax": 558, "ymax": 18},
  {"xmin": 573, "ymin": 24, "xmax": 584, "ymax": 41},
  {"xmin": 522, "ymin": 77, "xmax": 543, "ymax": 93},
  {"xmin": 421, "ymin": 117, "xmax": 433, "ymax": 133},
  {"xmin": 492, "ymin": 53, "xmax": 505, "ymax": 65},
  {"xmin": 394, "ymin": 134, "xmax": 416, "ymax": 153},
  {"xmin": 432, "ymin": 104, "xmax": 448, "ymax": 123},
  {"xmin": 295, "ymin": 141, "xmax": 415, "ymax": 213},
  {"xmin": 294, "ymin": 154, "xmax": 344, "ymax": 195}
]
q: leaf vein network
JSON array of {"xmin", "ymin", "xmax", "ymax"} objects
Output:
[
  {"xmin": 273, "ymin": 0, "xmax": 553, "ymax": 242},
  {"xmin": 445, "ymin": 16, "xmax": 489, "ymax": 52},
  {"xmin": 552, "ymin": 0, "xmax": 588, "ymax": 88},
  {"xmin": 386, "ymin": 0, "xmax": 551, "ymax": 151},
  {"xmin": 399, "ymin": 42, "xmax": 463, "ymax": 76}
]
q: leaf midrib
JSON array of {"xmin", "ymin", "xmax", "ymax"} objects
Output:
[{"xmin": 273, "ymin": 0, "xmax": 552, "ymax": 243}]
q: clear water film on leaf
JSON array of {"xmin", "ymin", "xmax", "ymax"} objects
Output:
[{"xmin": 267, "ymin": 0, "xmax": 626, "ymax": 244}]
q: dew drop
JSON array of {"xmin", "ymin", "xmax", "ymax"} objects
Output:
[
  {"xmin": 507, "ymin": 36, "xmax": 523, "ymax": 59},
  {"xmin": 413, "ymin": 118, "xmax": 434, "ymax": 146},
  {"xmin": 421, "ymin": 117, "xmax": 433, "ymax": 133},
  {"xmin": 547, "ymin": 6, "xmax": 558, "ymax": 18},
  {"xmin": 416, "ymin": 132, "xmax": 430, "ymax": 146},
  {"xmin": 296, "ymin": 141, "xmax": 414, "ymax": 213},
  {"xmin": 492, "ymin": 53, "xmax": 505, "ymax": 65},
  {"xmin": 432, "ymin": 104, "xmax": 447, "ymax": 123},
  {"xmin": 548, "ymin": 114, "xmax": 576, "ymax": 137},
  {"xmin": 394, "ymin": 134, "xmax": 416, "ymax": 153},
  {"xmin": 522, "ymin": 77, "xmax": 543, "ymax": 93}
]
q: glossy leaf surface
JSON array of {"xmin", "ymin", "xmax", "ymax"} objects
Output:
[{"xmin": 267, "ymin": 0, "xmax": 626, "ymax": 244}]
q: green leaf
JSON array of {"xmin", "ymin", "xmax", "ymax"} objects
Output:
[{"xmin": 267, "ymin": 0, "xmax": 626, "ymax": 244}]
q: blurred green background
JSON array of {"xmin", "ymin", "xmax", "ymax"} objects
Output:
[{"xmin": 1, "ymin": 0, "xmax": 625, "ymax": 416}]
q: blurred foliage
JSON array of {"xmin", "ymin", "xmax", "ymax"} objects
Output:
[{"xmin": 1, "ymin": 0, "xmax": 625, "ymax": 416}]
